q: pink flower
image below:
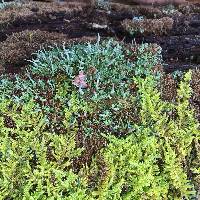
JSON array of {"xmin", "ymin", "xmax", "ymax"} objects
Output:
[{"xmin": 72, "ymin": 71, "xmax": 88, "ymax": 89}]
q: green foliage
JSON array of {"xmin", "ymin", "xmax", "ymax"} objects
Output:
[
  {"xmin": 0, "ymin": 99, "xmax": 89, "ymax": 199},
  {"xmin": 0, "ymin": 39, "xmax": 199, "ymax": 199},
  {"xmin": 135, "ymin": 72, "xmax": 198, "ymax": 197},
  {"xmin": 0, "ymin": 39, "xmax": 162, "ymax": 106},
  {"xmin": 0, "ymin": 39, "xmax": 161, "ymax": 137},
  {"xmin": 0, "ymin": 0, "xmax": 20, "ymax": 10},
  {"xmin": 28, "ymin": 38, "xmax": 161, "ymax": 101},
  {"xmin": 28, "ymin": 39, "xmax": 131, "ymax": 101},
  {"xmin": 134, "ymin": 43, "xmax": 162, "ymax": 76},
  {"xmin": 171, "ymin": 70, "xmax": 183, "ymax": 80},
  {"xmin": 162, "ymin": 4, "xmax": 177, "ymax": 15},
  {"xmin": 88, "ymin": 71, "xmax": 199, "ymax": 200},
  {"xmin": 95, "ymin": 0, "xmax": 110, "ymax": 10}
]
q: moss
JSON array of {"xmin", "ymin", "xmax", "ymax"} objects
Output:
[
  {"xmin": 122, "ymin": 16, "xmax": 174, "ymax": 35},
  {"xmin": 178, "ymin": 3, "xmax": 200, "ymax": 14},
  {"xmin": 0, "ymin": 1, "xmax": 89, "ymax": 29},
  {"xmin": 137, "ymin": 6, "xmax": 163, "ymax": 18}
]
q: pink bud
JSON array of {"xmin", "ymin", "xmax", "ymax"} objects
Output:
[{"xmin": 72, "ymin": 71, "xmax": 88, "ymax": 89}]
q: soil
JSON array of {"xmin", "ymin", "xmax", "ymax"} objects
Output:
[{"xmin": 0, "ymin": 1, "xmax": 199, "ymax": 74}]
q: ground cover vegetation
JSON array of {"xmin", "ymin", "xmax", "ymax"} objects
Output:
[
  {"xmin": 0, "ymin": 37, "xmax": 199, "ymax": 199},
  {"xmin": 0, "ymin": 0, "xmax": 199, "ymax": 199}
]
